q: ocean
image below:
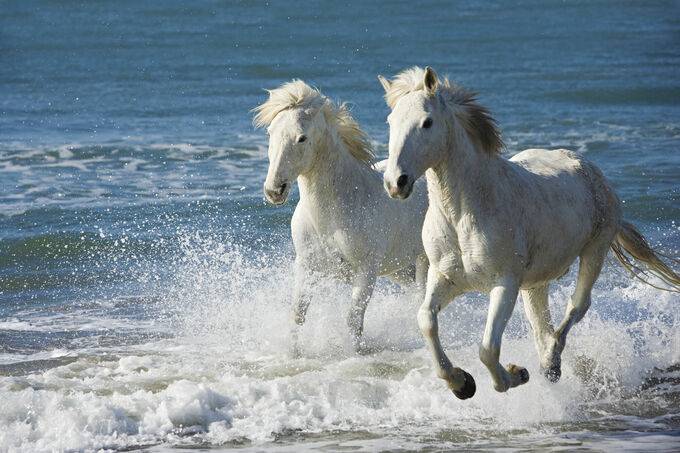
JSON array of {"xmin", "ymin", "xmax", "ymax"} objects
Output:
[{"xmin": 1, "ymin": 0, "xmax": 679, "ymax": 451}]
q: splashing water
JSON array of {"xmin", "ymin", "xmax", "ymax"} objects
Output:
[
  {"xmin": 2, "ymin": 225, "xmax": 679, "ymax": 452},
  {"xmin": 2, "ymin": 0, "xmax": 680, "ymax": 451}
]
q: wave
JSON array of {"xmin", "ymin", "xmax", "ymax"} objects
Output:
[{"xmin": 1, "ymin": 232, "xmax": 678, "ymax": 451}]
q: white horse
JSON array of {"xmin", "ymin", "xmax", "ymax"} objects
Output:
[
  {"xmin": 378, "ymin": 66, "xmax": 680, "ymax": 398},
  {"xmin": 253, "ymin": 80, "xmax": 429, "ymax": 350}
]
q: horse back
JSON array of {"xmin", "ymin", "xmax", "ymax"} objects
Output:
[
  {"xmin": 504, "ymin": 148, "xmax": 621, "ymax": 284},
  {"xmin": 510, "ymin": 148, "xmax": 619, "ymax": 225}
]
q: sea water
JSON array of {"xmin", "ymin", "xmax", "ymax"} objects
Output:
[{"xmin": 1, "ymin": 1, "xmax": 679, "ymax": 451}]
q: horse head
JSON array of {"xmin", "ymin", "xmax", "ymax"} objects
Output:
[
  {"xmin": 254, "ymin": 80, "xmax": 374, "ymax": 205},
  {"xmin": 379, "ymin": 66, "xmax": 503, "ymax": 200},
  {"xmin": 379, "ymin": 67, "xmax": 449, "ymax": 199},
  {"xmin": 253, "ymin": 80, "xmax": 325, "ymax": 205}
]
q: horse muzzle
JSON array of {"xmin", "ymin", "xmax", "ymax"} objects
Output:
[
  {"xmin": 384, "ymin": 173, "xmax": 414, "ymax": 200},
  {"xmin": 264, "ymin": 181, "xmax": 290, "ymax": 205}
]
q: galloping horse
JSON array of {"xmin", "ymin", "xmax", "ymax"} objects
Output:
[
  {"xmin": 253, "ymin": 80, "xmax": 429, "ymax": 350},
  {"xmin": 379, "ymin": 66, "xmax": 680, "ymax": 398}
]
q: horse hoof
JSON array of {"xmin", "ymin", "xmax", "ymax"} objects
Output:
[
  {"xmin": 506, "ymin": 364, "xmax": 530, "ymax": 386},
  {"xmin": 452, "ymin": 370, "xmax": 476, "ymax": 400},
  {"xmin": 543, "ymin": 365, "xmax": 561, "ymax": 383},
  {"xmin": 518, "ymin": 367, "xmax": 530, "ymax": 384}
]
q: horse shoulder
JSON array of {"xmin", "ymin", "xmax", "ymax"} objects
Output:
[
  {"xmin": 422, "ymin": 206, "xmax": 466, "ymax": 284},
  {"xmin": 329, "ymin": 191, "xmax": 388, "ymax": 267},
  {"xmin": 379, "ymin": 191, "xmax": 427, "ymax": 272},
  {"xmin": 291, "ymin": 202, "xmax": 321, "ymax": 257}
]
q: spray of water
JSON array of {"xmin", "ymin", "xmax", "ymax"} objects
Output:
[{"xmin": 1, "ymin": 226, "xmax": 679, "ymax": 452}]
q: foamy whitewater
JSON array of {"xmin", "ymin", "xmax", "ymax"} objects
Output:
[
  {"xmin": 1, "ymin": 0, "xmax": 679, "ymax": 451},
  {"xmin": 1, "ymin": 227, "xmax": 679, "ymax": 451}
]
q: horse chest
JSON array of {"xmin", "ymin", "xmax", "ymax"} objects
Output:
[
  {"xmin": 311, "ymin": 215, "xmax": 365, "ymax": 264},
  {"xmin": 424, "ymin": 209, "xmax": 513, "ymax": 288},
  {"xmin": 423, "ymin": 212, "xmax": 467, "ymax": 283}
]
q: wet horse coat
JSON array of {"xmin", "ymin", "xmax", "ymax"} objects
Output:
[
  {"xmin": 379, "ymin": 66, "xmax": 680, "ymax": 397},
  {"xmin": 254, "ymin": 80, "xmax": 429, "ymax": 350}
]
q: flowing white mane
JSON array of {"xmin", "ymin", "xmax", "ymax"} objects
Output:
[
  {"xmin": 384, "ymin": 66, "xmax": 504, "ymax": 155},
  {"xmin": 253, "ymin": 80, "xmax": 375, "ymax": 165}
]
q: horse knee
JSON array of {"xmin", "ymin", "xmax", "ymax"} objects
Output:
[
  {"xmin": 417, "ymin": 308, "xmax": 437, "ymax": 337},
  {"xmin": 573, "ymin": 307, "xmax": 589, "ymax": 324},
  {"xmin": 478, "ymin": 344, "xmax": 500, "ymax": 368},
  {"xmin": 567, "ymin": 294, "xmax": 591, "ymax": 324},
  {"xmin": 291, "ymin": 292, "xmax": 311, "ymax": 325},
  {"xmin": 347, "ymin": 308, "xmax": 364, "ymax": 329}
]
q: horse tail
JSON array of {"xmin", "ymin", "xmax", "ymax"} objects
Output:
[{"xmin": 610, "ymin": 220, "xmax": 680, "ymax": 292}]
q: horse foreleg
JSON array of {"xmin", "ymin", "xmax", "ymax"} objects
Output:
[
  {"xmin": 418, "ymin": 268, "xmax": 476, "ymax": 399},
  {"xmin": 347, "ymin": 268, "xmax": 377, "ymax": 351},
  {"xmin": 480, "ymin": 279, "xmax": 529, "ymax": 392},
  {"xmin": 291, "ymin": 260, "xmax": 313, "ymax": 325},
  {"xmin": 415, "ymin": 253, "xmax": 429, "ymax": 287},
  {"xmin": 290, "ymin": 260, "xmax": 314, "ymax": 356},
  {"xmin": 521, "ymin": 284, "xmax": 560, "ymax": 381}
]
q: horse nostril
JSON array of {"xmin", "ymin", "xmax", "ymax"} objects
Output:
[
  {"xmin": 396, "ymin": 174, "xmax": 409, "ymax": 189},
  {"xmin": 278, "ymin": 182, "xmax": 287, "ymax": 194}
]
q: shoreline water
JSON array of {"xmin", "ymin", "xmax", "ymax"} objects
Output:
[{"xmin": 2, "ymin": 0, "xmax": 679, "ymax": 451}]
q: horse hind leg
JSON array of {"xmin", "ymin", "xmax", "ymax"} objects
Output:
[
  {"xmin": 415, "ymin": 254, "xmax": 429, "ymax": 287},
  {"xmin": 549, "ymin": 240, "xmax": 609, "ymax": 380},
  {"xmin": 385, "ymin": 264, "xmax": 416, "ymax": 286},
  {"xmin": 347, "ymin": 268, "xmax": 378, "ymax": 352},
  {"xmin": 383, "ymin": 255, "xmax": 428, "ymax": 294},
  {"xmin": 521, "ymin": 284, "xmax": 560, "ymax": 381}
]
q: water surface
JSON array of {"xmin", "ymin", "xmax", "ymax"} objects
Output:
[{"xmin": 1, "ymin": 1, "xmax": 679, "ymax": 451}]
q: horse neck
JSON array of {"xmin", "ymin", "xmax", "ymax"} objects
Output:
[
  {"xmin": 427, "ymin": 125, "xmax": 505, "ymax": 223},
  {"xmin": 297, "ymin": 128, "xmax": 374, "ymax": 211}
]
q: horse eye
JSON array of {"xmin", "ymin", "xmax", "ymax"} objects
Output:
[
  {"xmin": 422, "ymin": 118, "xmax": 433, "ymax": 129},
  {"xmin": 297, "ymin": 135, "xmax": 307, "ymax": 143}
]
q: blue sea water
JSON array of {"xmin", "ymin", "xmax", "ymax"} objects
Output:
[{"xmin": 1, "ymin": 1, "xmax": 680, "ymax": 451}]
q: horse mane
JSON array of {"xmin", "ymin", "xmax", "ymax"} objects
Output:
[
  {"xmin": 385, "ymin": 66, "xmax": 504, "ymax": 155},
  {"xmin": 253, "ymin": 80, "xmax": 375, "ymax": 165}
]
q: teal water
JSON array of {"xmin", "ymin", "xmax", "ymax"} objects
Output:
[{"xmin": 1, "ymin": 1, "xmax": 680, "ymax": 451}]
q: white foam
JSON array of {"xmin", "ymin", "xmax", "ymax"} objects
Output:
[
  {"xmin": 1, "ymin": 234, "xmax": 678, "ymax": 452},
  {"xmin": 0, "ymin": 318, "xmax": 42, "ymax": 332}
]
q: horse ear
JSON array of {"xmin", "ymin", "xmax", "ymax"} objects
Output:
[
  {"xmin": 424, "ymin": 66, "xmax": 438, "ymax": 96},
  {"xmin": 378, "ymin": 75, "xmax": 392, "ymax": 92}
]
